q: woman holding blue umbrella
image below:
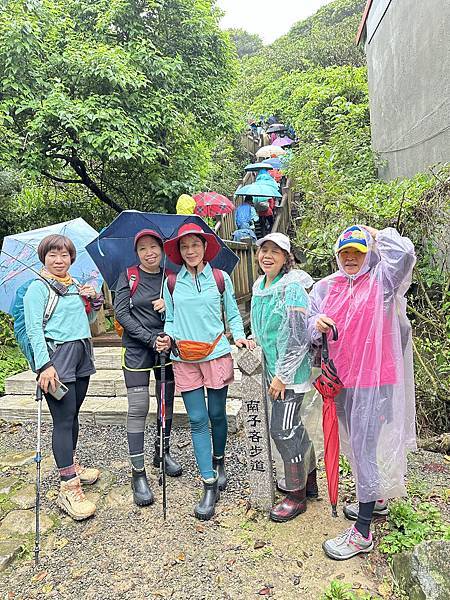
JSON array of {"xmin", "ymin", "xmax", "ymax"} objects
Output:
[
  {"xmin": 156, "ymin": 223, "xmax": 254, "ymax": 521},
  {"xmin": 114, "ymin": 229, "xmax": 182, "ymax": 508}
]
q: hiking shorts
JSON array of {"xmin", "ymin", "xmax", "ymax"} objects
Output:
[
  {"xmin": 172, "ymin": 354, "xmax": 234, "ymax": 392},
  {"xmin": 48, "ymin": 339, "xmax": 96, "ymax": 383},
  {"xmin": 122, "ymin": 342, "xmax": 174, "ymax": 388}
]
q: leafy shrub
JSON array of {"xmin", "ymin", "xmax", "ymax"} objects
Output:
[
  {"xmin": 321, "ymin": 580, "xmax": 380, "ymax": 600},
  {"xmin": 0, "ymin": 345, "xmax": 27, "ymax": 394},
  {"xmin": 379, "ymin": 499, "xmax": 450, "ymax": 556}
]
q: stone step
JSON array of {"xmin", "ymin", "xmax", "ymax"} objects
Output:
[
  {"xmin": 0, "ymin": 394, "xmax": 242, "ymax": 432},
  {"xmin": 4, "ymin": 368, "xmax": 242, "ymax": 398}
]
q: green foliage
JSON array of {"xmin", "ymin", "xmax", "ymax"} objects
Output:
[
  {"xmin": 235, "ymin": 0, "xmax": 365, "ymax": 116},
  {"xmin": 379, "ymin": 499, "xmax": 450, "ymax": 557},
  {"xmin": 0, "ymin": 311, "xmax": 16, "ymax": 346},
  {"xmin": 339, "ymin": 455, "xmax": 352, "ymax": 478},
  {"xmin": 227, "ymin": 28, "xmax": 263, "ymax": 59},
  {"xmin": 321, "ymin": 580, "xmax": 380, "ymax": 600},
  {"xmin": 0, "ymin": 0, "xmax": 237, "ymax": 212},
  {"xmin": 0, "ymin": 344, "xmax": 28, "ymax": 394}
]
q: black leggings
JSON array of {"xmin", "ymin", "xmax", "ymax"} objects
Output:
[{"xmin": 45, "ymin": 377, "xmax": 90, "ymax": 469}]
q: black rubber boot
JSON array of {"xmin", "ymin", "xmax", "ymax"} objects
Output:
[
  {"xmin": 194, "ymin": 477, "xmax": 220, "ymax": 521},
  {"xmin": 306, "ymin": 468, "xmax": 319, "ymax": 498},
  {"xmin": 131, "ymin": 469, "xmax": 154, "ymax": 506},
  {"xmin": 212, "ymin": 456, "xmax": 227, "ymax": 491},
  {"xmin": 153, "ymin": 441, "xmax": 183, "ymax": 477}
]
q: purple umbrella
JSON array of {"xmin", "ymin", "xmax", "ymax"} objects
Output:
[{"xmin": 272, "ymin": 136, "xmax": 295, "ymax": 147}]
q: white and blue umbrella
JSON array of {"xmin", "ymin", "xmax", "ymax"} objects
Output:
[{"xmin": 0, "ymin": 218, "xmax": 102, "ymax": 314}]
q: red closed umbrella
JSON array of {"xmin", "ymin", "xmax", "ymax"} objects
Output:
[
  {"xmin": 313, "ymin": 326, "xmax": 343, "ymax": 517},
  {"xmin": 193, "ymin": 192, "xmax": 234, "ymax": 219}
]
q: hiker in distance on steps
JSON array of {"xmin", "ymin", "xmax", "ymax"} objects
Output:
[
  {"xmin": 156, "ymin": 223, "xmax": 255, "ymax": 521},
  {"xmin": 114, "ymin": 229, "xmax": 183, "ymax": 508},
  {"xmin": 23, "ymin": 234, "xmax": 104, "ymax": 521},
  {"xmin": 251, "ymin": 232, "xmax": 319, "ymax": 523},
  {"xmin": 309, "ymin": 225, "xmax": 416, "ymax": 560}
]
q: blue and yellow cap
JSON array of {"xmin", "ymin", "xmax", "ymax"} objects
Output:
[{"xmin": 335, "ymin": 226, "xmax": 368, "ymax": 254}]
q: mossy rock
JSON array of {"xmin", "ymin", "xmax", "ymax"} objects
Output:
[{"xmin": 392, "ymin": 540, "xmax": 450, "ymax": 600}]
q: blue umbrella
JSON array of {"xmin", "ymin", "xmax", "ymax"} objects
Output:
[
  {"xmin": 0, "ymin": 218, "xmax": 103, "ymax": 314},
  {"xmin": 244, "ymin": 162, "xmax": 273, "ymax": 172},
  {"xmin": 86, "ymin": 211, "xmax": 239, "ymax": 291},
  {"xmin": 265, "ymin": 157, "xmax": 283, "ymax": 170},
  {"xmin": 235, "ymin": 182, "xmax": 282, "ymax": 199}
]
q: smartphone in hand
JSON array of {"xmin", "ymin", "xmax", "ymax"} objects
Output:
[{"xmin": 50, "ymin": 378, "xmax": 69, "ymax": 401}]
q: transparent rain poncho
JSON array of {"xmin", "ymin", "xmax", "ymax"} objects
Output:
[
  {"xmin": 251, "ymin": 269, "xmax": 320, "ymax": 491},
  {"xmin": 308, "ymin": 227, "xmax": 417, "ymax": 503}
]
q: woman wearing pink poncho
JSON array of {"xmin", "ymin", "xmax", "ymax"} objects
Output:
[{"xmin": 308, "ymin": 225, "xmax": 416, "ymax": 560}]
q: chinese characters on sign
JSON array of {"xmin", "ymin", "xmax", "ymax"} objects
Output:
[{"xmin": 237, "ymin": 347, "xmax": 275, "ymax": 511}]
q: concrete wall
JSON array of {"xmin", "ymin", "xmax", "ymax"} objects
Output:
[{"xmin": 365, "ymin": 0, "xmax": 450, "ymax": 180}]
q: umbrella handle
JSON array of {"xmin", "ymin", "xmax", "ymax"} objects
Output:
[{"xmin": 321, "ymin": 325, "xmax": 338, "ymax": 361}]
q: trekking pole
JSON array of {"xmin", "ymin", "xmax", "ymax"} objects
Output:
[
  {"xmin": 34, "ymin": 382, "xmax": 43, "ymax": 566},
  {"xmin": 157, "ymin": 333, "xmax": 167, "ymax": 520}
]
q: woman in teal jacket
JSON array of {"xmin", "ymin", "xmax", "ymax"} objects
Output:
[
  {"xmin": 156, "ymin": 223, "xmax": 254, "ymax": 521},
  {"xmin": 24, "ymin": 234, "xmax": 103, "ymax": 521},
  {"xmin": 251, "ymin": 232, "xmax": 317, "ymax": 522}
]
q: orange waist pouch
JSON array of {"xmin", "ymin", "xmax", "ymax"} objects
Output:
[{"xmin": 176, "ymin": 334, "xmax": 222, "ymax": 362}]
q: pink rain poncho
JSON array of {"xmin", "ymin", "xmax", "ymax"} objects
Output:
[{"xmin": 308, "ymin": 227, "xmax": 416, "ymax": 503}]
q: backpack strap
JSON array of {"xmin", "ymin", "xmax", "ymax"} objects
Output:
[
  {"xmin": 35, "ymin": 280, "xmax": 59, "ymax": 328},
  {"xmin": 166, "ymin": 269, "xmax": 225, "ymax": 298},
  {"xmin": 211, "ymin": 268, "xmax": 225, "ymax": 295},
  {"xmin": 126, "ymin": 266, "xmax": 140, "ymax": 296},
  {"xmin": 166, "ymin": 272, "xmax": 177, "ymax": 297}
]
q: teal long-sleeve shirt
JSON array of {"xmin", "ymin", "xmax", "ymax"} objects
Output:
[
  {"xmin": 24, "ymin": 280, "xmax": 96, "ymax": 371},
  {"xmin": 163, "ymin": 263, "xmax": 245, "ymax": 362}
]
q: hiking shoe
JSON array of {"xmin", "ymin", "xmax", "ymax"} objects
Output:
[
  {"xmin": 343, "ymin": 499, "xmax": 388, "ymax": 521},
  {"xmin": 57, "ymin": 476, "xmax": 96, "ymax": 521},
  {"xmin": 323, "ymin": 525, "xmax": 374, "ymax": 560},
  {"xmin": 74, "ymin": 460, "xmax": 100, "ymax": 485}
]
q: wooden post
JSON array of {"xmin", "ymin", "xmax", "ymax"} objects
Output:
[{"xmin": 237, "ymin": 347, "xmax": 275, "ymax": 512}]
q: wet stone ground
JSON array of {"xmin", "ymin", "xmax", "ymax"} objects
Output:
[{"xmin": 0, "ymin": 419, "xmax": 448, "ymax": 600}]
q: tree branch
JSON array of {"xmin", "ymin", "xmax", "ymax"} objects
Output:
[{"xmin": 41, "ymin": 171, "xmax": 84, "ymax": 184}]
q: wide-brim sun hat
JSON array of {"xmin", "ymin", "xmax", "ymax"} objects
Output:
[
  {"xmin": 134, "ymin": 229, "xmax": 164, "ymax": 250},
  {"xmin": 335, "ymin": 225, "xmax": 368, "ymax": 254},
  {"xmin": 163, "ymin": 223, "xmax": 222, "ymax": 265},
  {"xmin": 256, "ymin": 232, "xmax": 291, "ymax": 253}
]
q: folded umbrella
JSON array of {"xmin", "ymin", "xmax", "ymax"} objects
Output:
[
  {"xmin": 272, "ymin": 136, "xmax": 295, "ymax": 147},
  {"xmin": 256, "ymin": 145, "xmax": 286, "ymax": 159},
  {"xmin": 193, "ymin": 192, "xmax": 234, "ymax": 219},
  {"xmin": 312, "ymin": 326, "xmax": 343, "ymax": 517},
  {"xmin": 86, "ymin": 211, "xmax": 239, "ymax": 291},
  {"xmin": 0, "ymin": 218, "xmax": 103, "ymax": 314}
]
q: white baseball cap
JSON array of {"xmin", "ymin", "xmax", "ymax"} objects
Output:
[{"xmin": 256, "ymin": 232, "xmax": 291, "ymax": 253}]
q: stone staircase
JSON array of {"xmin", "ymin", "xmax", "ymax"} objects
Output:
[{"xmin": 0, "ymin": 347, "xmax": 243, "ymax": 432}]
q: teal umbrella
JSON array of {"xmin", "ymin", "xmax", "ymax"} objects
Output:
[
  {"xmin": 244, "ymin": 162, "xmax": 273, "ymax": 172},
  {"xmin": 234, "ymin": 182, "xmax": 282, "ymax": 198}
]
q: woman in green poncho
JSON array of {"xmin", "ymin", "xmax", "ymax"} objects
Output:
[{"xmin": 251, "ymin": 232, "xmax": 317, "ymax": 523}]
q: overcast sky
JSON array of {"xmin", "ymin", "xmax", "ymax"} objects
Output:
[{"xmin": 217, "ymin": 0, "xmax": 335, "ymax": 43}]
